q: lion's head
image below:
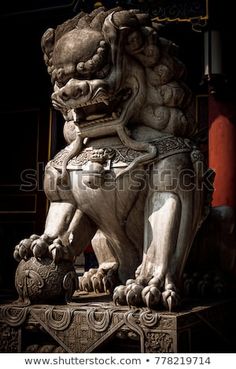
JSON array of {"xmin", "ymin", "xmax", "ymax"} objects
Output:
[{"xmin": 41, "ymin": 7, "xmax": 195, "ymax": 177}]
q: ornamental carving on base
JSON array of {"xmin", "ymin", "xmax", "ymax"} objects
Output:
[
  {"xmin": 145, "ymin": 332, "xmax": 174, "ymax": 353},
  {"xmin": 0, "ymin": 323, "xmax": 19, "ymax": 353}
]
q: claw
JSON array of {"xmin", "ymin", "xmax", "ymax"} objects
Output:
[
  {"xmin": 48, "ymin": 238, "xmax": 73, "ymax": 263},
  {"xmin": 91, "ymin": 270, "xmax": 105, "ymax": 293},
  {"xmin": 102, "ymin": 266, "xmax": 119, "ymax": 294},
  {"xmin": 125, "ymin": 282, "xmax": 136, "ymax": 293},
  {"xmin": 91, "ymin": 274, "xmax": 104, "ymax": 293},
  {"xmin": 80, "ymin": 266, "xmax": 119, "ymax": 294},
  {"xmin": 49, "ymin": 240, "xmax": 64, "ymax": 263},
  {"xmin": 14, "ymin": 234, "xmax": 41, "ymax": 261},
  {"xmin": 18, "ymin": 239, "xmax": 32, "ymax": 259},
  {"xmin": 113, "ymin": 285, "xmax": 127, "ymax": 305},
  {"xmin": 126, "ymin": 284, "xmax": 143, "ymax": 307},
  {"xmin": 79, "ymin": 269, "xmax": 97, "ymax": 292},
  {"xmin": 50, "ymin": 246, "xmax": 61, "ymax": 263},
  {"xmin": 162, "ymin": 290, "xmax": 180, "ymax": 311},
  {"xmin": 141, "ymin": 285, "xmax": 161, "ymax": 308},
  {"xmin": 102, "ymin": 276, "xmax": 111, "ymax": 294},
  {"xmin": 102, "ymin": 276, "xmax": 115, "ymax": 294},
  {"xmin": 31, "ymin": 238, "xmax": 48, "ymax": 259},
  {"xmin": 79, "ymin": 272, "xmax": 94, "ymax": 292}
]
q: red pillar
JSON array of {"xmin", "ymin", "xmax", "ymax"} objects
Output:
[{"xmin": 209, "ymin": 96, "xmax": 236, "ymax": 207}]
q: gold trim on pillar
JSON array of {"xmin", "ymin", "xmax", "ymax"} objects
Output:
[{"xmin": 152, "ymin": 0, "xmax": 208, "ymax": 29}]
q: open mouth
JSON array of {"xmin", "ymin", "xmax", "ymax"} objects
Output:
[{"xmin": 72, "ymin": 88, "xmax": 132, "ymax": 126}]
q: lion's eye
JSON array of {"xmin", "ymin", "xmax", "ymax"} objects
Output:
[{"xmin": 55, "ymin": 69, "xmax": 74, "ymax": 87}]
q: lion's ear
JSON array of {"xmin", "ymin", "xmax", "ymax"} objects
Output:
[
  {"xmin": 41, "ymin": 28, "xmax": 55, "ymax": 76},
  {"xmin": 41, "ymin": 28, "xmax": 55, "ymax": 58}
]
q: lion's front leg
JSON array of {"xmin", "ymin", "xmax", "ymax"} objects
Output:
[
  {"xmin": 114, "ymin": 154, "xmax": 202, "ymax": 311},
  {"xmin": 114, "ymin": 192, "xmax": 181, "ymax": 309},
  {"xmin": 51, "ymin": 208, "xmax": 97, "ymax": 263},
  {"xmin": 138, "ymin": 192, "xmax": 181, "ymax": 310},
  {"xmin": 14, "ymin": 163, "xmax": 78, "ymax": 262},
  {"xmin": 14, "ymin": 201, "xmax": 77, "ymax": 261}
]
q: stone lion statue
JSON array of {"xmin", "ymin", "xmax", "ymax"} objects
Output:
[{"xmin": 14, "ymin": 7, "xmax": 211, "ymax": 310}]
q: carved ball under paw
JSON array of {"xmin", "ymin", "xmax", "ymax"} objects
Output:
[{"xmin": 15, "ymin": 257, "xmax": 78, "ymax": 305}]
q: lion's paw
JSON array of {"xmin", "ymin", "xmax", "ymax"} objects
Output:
[
  {"xmin": 113, "ymin": 280, "xmax": 161, "ymax": 308},
  {"xmin": 113, "ymin": 276, "xmax": 180, "ymax": 311},
  {"xmin": 79, "ymin": 266, "xmax": 119, "ymax": 294},
  {"xmin": 91, "ymin": 269, "xmax": 107, "ymax": 293},
  {"xmin": 113, "ymin": 279, "xmax": 145, "ymax": 307},
  {"xmin": 79, "ymin": 268, "xmax": 97, "ymax": 292}
]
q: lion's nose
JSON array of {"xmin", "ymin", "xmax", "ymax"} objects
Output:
[{"xmin": 59, "ymin": 81, "xmax": 90, "ymax": 101}]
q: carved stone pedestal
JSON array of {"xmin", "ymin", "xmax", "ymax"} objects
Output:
[{"xmin": 0, "ymin": 294, "xmax": 235, "ymax": 353}]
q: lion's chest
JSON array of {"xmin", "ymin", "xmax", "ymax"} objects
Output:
[
  {"xmin": 69, "ymin": 166, "xmax": 145, "ymax": 232},
  {"xmin": 51, "ymin": 143, "xmax": 146, "ymax": 229}
]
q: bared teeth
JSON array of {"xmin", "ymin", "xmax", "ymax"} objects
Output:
[{"xmin": 69, "ymin": 87, "xmax": 132, "ymax": 125}]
